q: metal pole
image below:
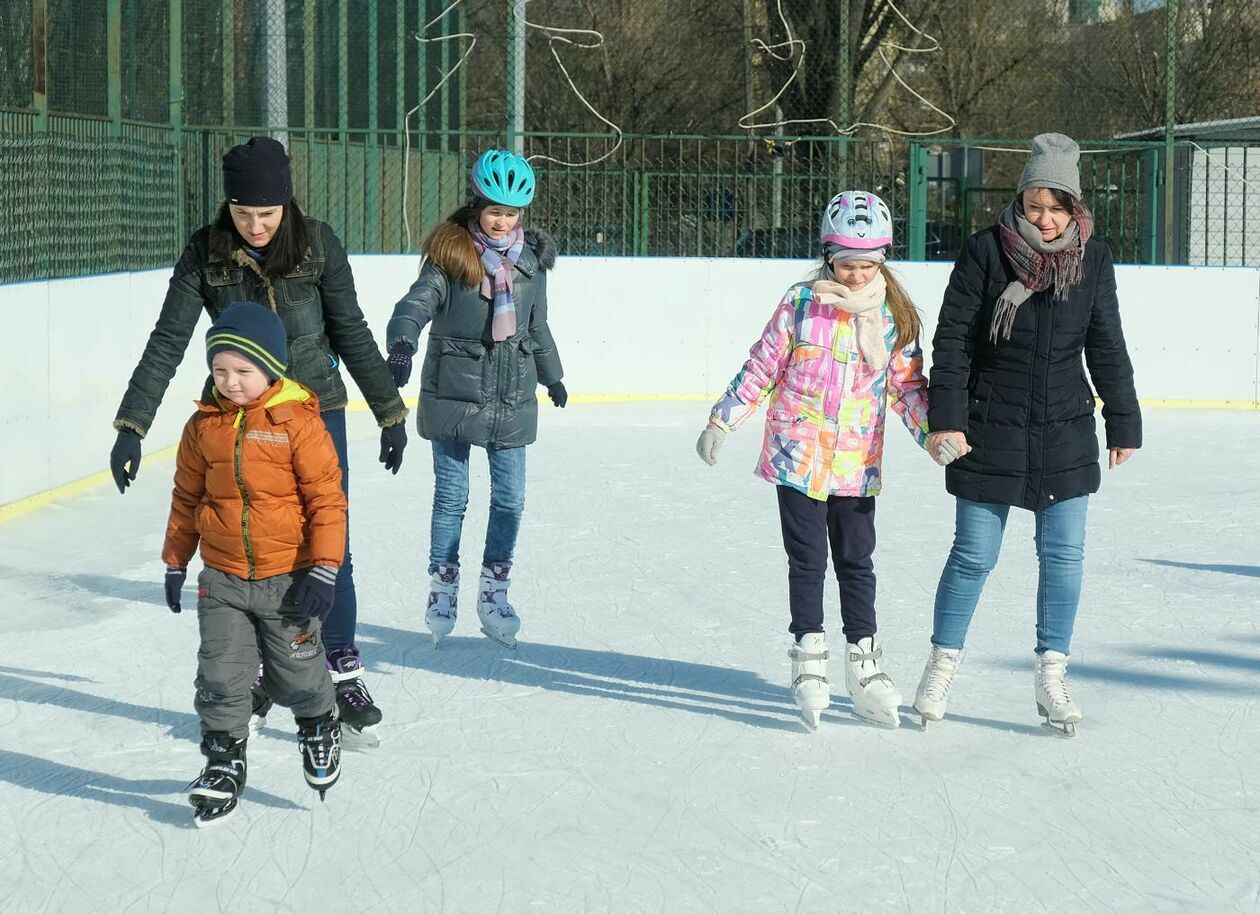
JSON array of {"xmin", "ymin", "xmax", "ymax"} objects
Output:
[
  {"xmin": 264, "ymin": 0, "xmax": 289, "ymax": 143},
  {"xmin": 908, "ymin": 142, "xmax": 927, "ymax": 261},
  {"xmin": 107, "ymin": 0, "xmax": 121, "ymax": 135},
  {"xmin": 1163, "ymin": 0, "xmax": 1179, "ymax": 264},
  {"xmin": 506, "ymin": 0, "xmax": 525, "ymax": 153},
  {"xmin": 222, "ymin": 0, "xmax": 235, "ymax": 128},
  {"xmin": 32, "ymin": 0, "xmax": 47, "ymax": 131},
  {"xmin": 366, "ymin": 0, "xmax": 380, "ymax": 250},
  {"xmin": 170, "ymin": 0, "xmax": 185, "ymax": 243},
  {"xmin": 836, "ymin": 0, "xmax": 851, "ymax": 184}
]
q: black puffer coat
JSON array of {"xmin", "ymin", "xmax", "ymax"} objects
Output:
[
  {"xmin": 386, "ymin": 228, "xmax": 563, "ymax": 448},
  {"xmin": 928, "ymin": 226, "xmax": 1142, "ymax": 510}
]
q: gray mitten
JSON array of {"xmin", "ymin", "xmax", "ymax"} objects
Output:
[
  {"xmin": 935, "ymin": 438, "xmax": 965, "ymax": 467},
  {"xmin": 695, "ymin": 426, "xmax": 727, "ymax": 466}
]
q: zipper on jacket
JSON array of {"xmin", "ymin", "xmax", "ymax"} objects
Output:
[{"xmin": 233, "ymin": 408, "xmax": 257, "ymax": 580}]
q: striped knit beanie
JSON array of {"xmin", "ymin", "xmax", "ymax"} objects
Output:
[{"xmin": 206, "ymin": 301, "xmax": 288, "ymax": 381}]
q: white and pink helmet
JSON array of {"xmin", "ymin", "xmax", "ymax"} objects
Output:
[{"xmin": 820, "ymin": 190, "xmax": 893, "ymax": 253}]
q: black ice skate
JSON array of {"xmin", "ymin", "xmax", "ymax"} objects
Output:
[
  {"xmin": 296, "ymin": 713, "xmax": 342, "ymax": 800},
  {"xmin": 188, "ymin": 734, "xmax": 247, "ymax": 828},
  {"xmin": 327, "ymin": 646, "xmax": 381, "ymax": 748}
]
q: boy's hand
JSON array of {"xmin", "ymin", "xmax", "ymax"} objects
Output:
[
  {"xmin": 110, "ymin": 428, "xmax": 142, "ymax": 494},
  {"xmin": 164, "ymin": 566, "xmax": 186, "ymax": 613},
  {"xmin": 379, "ymin": 423, "xmax": 407, "ymax": 475},
  {"xmin": 387, "ymin": 342, "xmax": 414, "ymax": 388},
  {"xmin": 696, "ymin": 426, "xmax": 726, "ymax": 466},
  {"xmin": 294, "ymin": 565, "xmax": 338, "ymax": 624}
]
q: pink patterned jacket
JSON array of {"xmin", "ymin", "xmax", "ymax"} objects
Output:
[{"xmin": 709, "ymin": 282, "xmax": 930, "ymax": 500}]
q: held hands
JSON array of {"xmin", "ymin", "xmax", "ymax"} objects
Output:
[
  {"xmin": 1109, "ymin": 447, "xmax": 1136, "ymax": 469},
  {"xmin": 164, "ymin": 566, "xmax": 186, "ymax": 613},
  {"xmin": 695, "ymin": 426, "xmax": 727, "ymax": 466},
  {"xmin": 294, "ymin": 565, "xmax": 338, "ymax": 625},
  {"xmin": 928, "ymin": 431, "xmax": 972, "ymax": 467},
  {"xmin": 387, "ymin": 342, "xmax": 414, "ymax": 388},
  {"xmin": 110, "ymin": 428, "xmax": 142, "ymax": 494},
  {"xmin": 379, "ymin": 422, "xmax": 407, "ymax": 474}
]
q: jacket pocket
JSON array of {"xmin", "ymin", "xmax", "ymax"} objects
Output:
[
  {"xmin": 280, "ymin": 268, "xmax": 320, "ymax": 308},
  {"xmin": 516, "ymin": 338, "xmax": 540, "ymax": 404},
  {"xmin": 781, "ymin": 344, "xmax": 827, "ymax": 399},
  {"xmin": 968, "ymin": 377, "xmax": 992, "ymax": 427},
  {"xmin": 435, "ymin": 338, "xmax": 487, "ymax": 404},
  {"xmin": 289, "ymin": 333, "xmax": 337, "ymax": 385}
]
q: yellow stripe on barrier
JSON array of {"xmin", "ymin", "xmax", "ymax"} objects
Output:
[
  {"xmin": 0, "ymin": 444, "xmax": 180, "ymax": 526},
  {"xmin": 2, "ymin": 395, "xmax": 1258, "ymax": 525}
]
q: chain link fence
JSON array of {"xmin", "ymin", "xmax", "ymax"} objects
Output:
[{"xmin": 0, "ymin": 0, "xmax": 1257, "ymax": 282}]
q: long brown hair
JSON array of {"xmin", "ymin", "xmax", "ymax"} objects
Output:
[
  {"xmin": 813, "ymin": 258, "xmax": 922, "ymax": 352},
  {"xmin": 210, "ymin": 199, "xmax": 310, "ymax": 278},
  {"xmin": 422, "ymin": 204, "xmax": 485, "ymax": 288},
  {"xmin": 881, "ymin": 264, "xmax": 922, "ymax": 352}
]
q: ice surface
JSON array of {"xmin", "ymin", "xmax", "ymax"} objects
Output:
[{"xmin": 1, "ymin": 402, "xmax": 1257, "ymax": 912}]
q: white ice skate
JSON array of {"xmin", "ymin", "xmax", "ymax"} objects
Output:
[
  {"xmin": 844, "ymin": 637, "xmax": 903, "ymax": 729},
  {"xmin": 426, "ymin": 564, "xmax": 459, "ymax": 646},
  {"xmin": 788, "ymin": 633, "xmax": 830, "ymax": 730},
  {"xmin": 913, "ymin": 646, "xmax": 964, "ymax": 731},
  {"xmin": 1035, "ymin": 650, "xmax": 1082, "ymax": 738},
  {"xmin": 477, "ymin": 563, "xmax": 521, "ymax": 649}
]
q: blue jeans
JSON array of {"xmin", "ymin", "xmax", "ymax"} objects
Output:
[
  {"xmin": 931, "ymin": 496, "xmax": 1088, "ymax": 655},
  {"xmin": 318, "ymin": 409, "xmax": 357, "ymax": 653},
  {"xmin": 429, "ymin": 441, "xmax": 527, "ymax": 572}
]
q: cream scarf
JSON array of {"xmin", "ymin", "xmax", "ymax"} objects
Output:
[{"xmin": 811, "ymin": 271, "xmax": 890, "ymax": 370}]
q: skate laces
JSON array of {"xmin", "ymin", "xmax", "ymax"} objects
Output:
[
  {"xmin": 923, "ymin": 649, "xmax": 961, "ymax": 702},
  {"xmin": 298, "ymin": 723, "xmax": 338, "ymax": 765},
  {"xmin": 1037, "ymin": 655, "xmax": 1073, "ymax": 708},
  {"xmin": 336, "ymin": 677, "xmax": 374, "ymax": 709}
]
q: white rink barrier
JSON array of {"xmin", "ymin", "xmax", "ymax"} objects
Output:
[{"xmin": 3, "ymin": 256, "xmax": 1258, "ymax": 511}]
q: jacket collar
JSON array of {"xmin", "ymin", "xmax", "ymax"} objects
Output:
[{"xmin": 199, "ymin": 377, "xmax": 312, "ymax": 416}]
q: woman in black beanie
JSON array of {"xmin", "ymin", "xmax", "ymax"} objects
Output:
[{"xmin": 110, "ymin": 135, "xmax": 406, "ymax": 744}]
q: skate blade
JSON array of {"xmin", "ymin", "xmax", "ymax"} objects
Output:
[
  {"xmin": 340, "ymin": 723, "xmax": 380, "ymax": 750},
  {"xmin": 799, "ymin": 708, "xmax": 822, "ymax": 730},
  {"xmin": 851, "ymin": 707, "xmax": 901, "ymax": 729},
  {"xmin": 1040, "ymin": 720, "xmax": 1077, "ymax": 738},
  {"xmin": 191, "ymin": 802, "xmax": 238, "ymax": 828},
  {"xmin": 480, "ymin": 626, "xmax": 518, "ymax": 649},
  {"xmin": 918, "ymin": 715, "xmax": 930, "ymax": 732}
]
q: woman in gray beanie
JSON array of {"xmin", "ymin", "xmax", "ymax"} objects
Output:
[
  {"xmin": 109, "ymin": 136, "xmax": 406, "ymax": 745},
  {"xmin": 912, "ymin": 132, "xmax": 1142, "ymax": 737}
]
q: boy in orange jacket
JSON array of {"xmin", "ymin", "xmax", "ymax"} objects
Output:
[{"xmin": 163, "ymin": 301, "xmax": 347, "ymax": 827}]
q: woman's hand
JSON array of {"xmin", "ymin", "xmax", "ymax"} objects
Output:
[
  {"xmin": 1109, "ymin": 447, "xmax": 1136, "ymax": 469},
  {"xmin": 927, "ymin": 431, "xmax": 971, "ymax": 467}
]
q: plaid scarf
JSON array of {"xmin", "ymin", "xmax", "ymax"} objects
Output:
[
  {"xmin": 469, "ymin": 222, "xmax": 525, "ymax": 342},
  {"xmin": 991, "ymin": 197, "xmax": 1093, "ymax": 342}
]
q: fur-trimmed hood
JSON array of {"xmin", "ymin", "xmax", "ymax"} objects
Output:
[{"xmin": 523, "ymin": 227, "xmax": 556, "ymax": 272}]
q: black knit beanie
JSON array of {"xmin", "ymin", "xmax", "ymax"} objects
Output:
[
  {"xmin": 222, "ymin": 136, "xmax": 293, "ymax": 206},
  {"xmin": 206, "ymin": 302, "xmax": 289, "ymax": 381}
]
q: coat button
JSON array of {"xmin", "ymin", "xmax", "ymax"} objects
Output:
[{"xmin": 1048, "ymin": 494, "xmax": 1056, "ymax": 501}]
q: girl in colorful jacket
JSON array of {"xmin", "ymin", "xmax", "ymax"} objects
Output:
[
  {"xmin": 386, "ymin": 150, "xmax": 566, "ymax": 649},
  {"xmin": 695, "ymin": 191, "xmax": 933, "ymax": 730}
]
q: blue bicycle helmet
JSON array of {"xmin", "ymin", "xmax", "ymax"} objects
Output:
[{"xmin": 471, "ymin": 149, "xmax": 536, "ymax": 208}]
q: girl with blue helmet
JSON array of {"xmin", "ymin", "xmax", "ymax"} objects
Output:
[{"xmin": 385, "ymin": 149, "xmax": 567, "ymax": 649}]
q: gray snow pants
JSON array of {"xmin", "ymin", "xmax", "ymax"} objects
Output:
[{"xmin": 195, "ymin": 567, "xmax": 335, "ymax": 739}]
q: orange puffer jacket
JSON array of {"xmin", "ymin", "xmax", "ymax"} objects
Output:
[{"xmin": 163, "ymin": 378, "xmax": 347, "ymax": 580}]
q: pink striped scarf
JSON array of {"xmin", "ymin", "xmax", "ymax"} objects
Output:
[{"xmin": 469, "ymin": 223, "xmax": 525, "ymax": 342}]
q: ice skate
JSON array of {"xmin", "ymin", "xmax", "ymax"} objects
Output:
[
  {"xmin": 913, "ymin": 646, "xmax": 964, "ymax": 731},
  {"xmin": 1035, "ymin": 650, "xmax": 1082, "ymax": 738},
  {"xmin": 248, "ymin": 664, "xmax": 272, "ymax": 736},
  {"xmin": 327, "ymin": 646, "xmax": 381, "ymax": 749},
  {"xmin": 188, "ymin": 734, "xmax": 247, "ymax": 828},
  {"xmin": 844, "ymin": 637, "xmax": 902, "ymax": 729},
  {"xmin": 426, "ymin": 563, "xmax": 459, "ymax": 645},
  {"xmin": 296, "ymin": 712, "xmax": 342, "ymax": 800},
  {"xmin": 788, "ymin": 632, "xmax": 830, "ymax": 729},
  {"xmin": 477, "ymin": 563, "xmax": 521, "ymax": 649}
]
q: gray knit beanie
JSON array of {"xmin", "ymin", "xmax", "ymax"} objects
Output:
[{"xmin": 1017, "ymin": 133, "xmax": 1082, "ymax": 200}]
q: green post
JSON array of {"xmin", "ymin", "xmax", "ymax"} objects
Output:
[
  {"xmin": 907, "ymin": 142, "xmax": 927, "ymax": 260},
  {"xmin": 395, "ymin": 0, "xmax": 405, "ymax": 251},
  {"xmin": 1145, "ymin": 148, "xmax": 1160, "ymax": 264},
  {"xmin": 107, "ymin": 0, "xmax": 122, "ymax": 135},
  {"xmin": 506, "ymin": 0, "xmax": 524, "ymax": 153},
  {"xmin": 303, "ymin": 0, "xmax": 315, "ymax": 130},
  {"xmin": 32, "ymin": 0, "xmax": 48, "ymax": 131},
  {"xmin": 170, "ymin": 0, "xmax": 185, "ymax": 243},
  {"xmin": 338, "ymin": 0, "xmax": 349, "ymax": 240},
  {"xmin": 1163, "ymin": 0, "xmax": 1179, "ymax": 264},
  {"xmin": 366, "ymin": 0, "xmax": 380, "ymax": 251},
  {"xmin": 222, "ymin": 0, "xmax": 235, "ymax": 127},
  {"xmin": 836, "ymin": 0, "xmax": 851, "ymax": 183}
]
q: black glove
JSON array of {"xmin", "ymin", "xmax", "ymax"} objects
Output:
[
  {"xmin": 110, "ymin": 428, "xmax": 142, "ymax": 494},
  {"xmin": 379, "ymin": 422, "xmax": 407, "ymax": 474},
  {"xmin": 547, "ymin": 381, "xmax": 568, "ymax": 408},
  {"xmin": 387, "ymin": 342, "xmax": 414, "ymax": 388},
  {"xmin": 294, "ymin": 565, "xmax": 338, "ymax": 624},
  {"xmin": 164, "ymin": 566, "xmax": 186, "ymax": 614}
]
